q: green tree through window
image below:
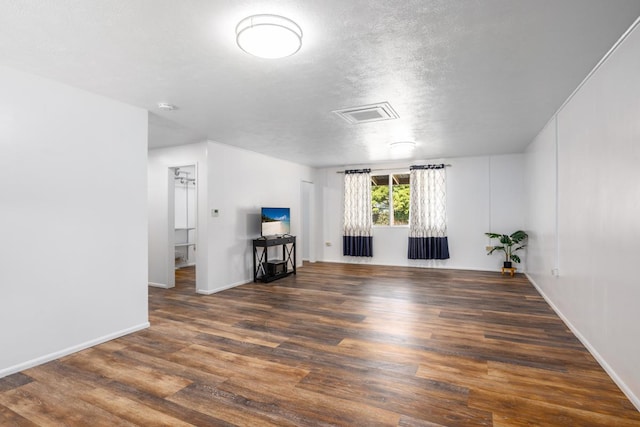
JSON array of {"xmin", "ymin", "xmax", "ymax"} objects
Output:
[{"xmin": 371, "ymin": 173, "xmax": 410, "ymax": 225}]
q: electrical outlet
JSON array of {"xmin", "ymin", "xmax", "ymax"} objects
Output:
[{"xmin": 485, "ymin": 246, "xmax": 494, "ymax": 251}]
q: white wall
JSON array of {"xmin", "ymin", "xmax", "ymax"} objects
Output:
[
  {"xmin": 525, "ymin": 118, "xmax": 557, "ymax": 284},
  {"xmin": 147, "ymin": 141, "xmax": 314, "ymax": 294},
  {"xmin": 525, "ymin": 21, "xmax": 640, "ymax": 408},
  {"xmin": 205, "ymin": 141, "xmax": 315, "ymax": 293},
  {"xmin": 0, "ymin": 66, "xmax": 148, "ymax": 377},
  {"xmin": 148, "ymin": 143, "xmax": 208, "ymax": 290},
  {"xmin": 316, "ymin": 154, "xmax": 525, "ymax": 271}
]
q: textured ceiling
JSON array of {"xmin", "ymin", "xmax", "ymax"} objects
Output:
[{"xmin": 1, "ymin": 0, "xmax": 640, "ymax": 167}]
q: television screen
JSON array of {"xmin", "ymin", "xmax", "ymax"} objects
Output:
[{"xmin": 261, "ymin": 207, "xmax": 290, "ymax": 236}]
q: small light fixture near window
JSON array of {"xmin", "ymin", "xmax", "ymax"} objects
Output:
[
  {"xmin": 389, "ymin": 141, "xmax": 416, "ymax": 158},
  {"xmin": 158, "ymin": 103, "xmax": 178, "ymax": 111},
  {"xmin": 236, "ymin": 14, "xmax": 303, "ymax": 59}
]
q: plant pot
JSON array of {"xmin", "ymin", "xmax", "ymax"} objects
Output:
[{"xmin": 503, "ymin": 261, "xmax": 512, "ymax": 268}]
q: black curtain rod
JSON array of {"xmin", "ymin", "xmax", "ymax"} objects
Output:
[
  {"xmin": 409, "ymin": 163, "xmax": 447, "ymax": 170},
  {"xmin": 343, "ymin": 168, "xmax": 371, "ymax": 174},
  {"xmin": 336, "ymin": 164, "xmax": 452, "ymax": 174}
]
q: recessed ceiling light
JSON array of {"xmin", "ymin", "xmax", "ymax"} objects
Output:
[
  {"xmin": 158, "ymin": 103, "xmax": 178, "ymax": 111},
  {"xmin": 236, "ymin": 14, "xmax": 302, "ymax": 59}
]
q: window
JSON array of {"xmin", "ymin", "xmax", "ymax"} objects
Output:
[{"xmin": 371, "ymin": 173, "xmax": 410, "ymax": 226}]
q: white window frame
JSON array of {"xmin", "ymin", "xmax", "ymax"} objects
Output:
[{"xmin": 371, "ymin": 170, "xmax": 410, "ymax": 227}]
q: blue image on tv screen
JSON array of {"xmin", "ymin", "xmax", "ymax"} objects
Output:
[{"xmin": 261, "ymin": 207, "xmax": 290, "ymax": 236}]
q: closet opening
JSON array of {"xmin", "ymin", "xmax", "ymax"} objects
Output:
[{"xmin": 172, "ymin": 165, "xmax": 197, "ymax": 290}]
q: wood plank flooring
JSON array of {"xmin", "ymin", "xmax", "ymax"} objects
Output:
[{"xmin": 1, "ymin": 262, "xmax": 639, "ymax": 426}]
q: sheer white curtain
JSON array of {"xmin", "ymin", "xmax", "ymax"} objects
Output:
[
  {"xmin": 343, "ymin": 169, "xmax": 373, "ymax": 257},
  {"xmin": 408, "ymin": 164, "xmax": 449, "ymax": 259}
]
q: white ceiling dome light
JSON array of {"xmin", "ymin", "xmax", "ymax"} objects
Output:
[{"xmin": 236, "ymin": 14, "xmax": 303, "ymax": 59}]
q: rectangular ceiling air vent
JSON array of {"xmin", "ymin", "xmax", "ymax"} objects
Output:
[{"xmin": 332, "ymin": 102, "xmax": 399, "ymax": 124}]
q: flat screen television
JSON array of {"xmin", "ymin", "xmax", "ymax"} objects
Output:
[{"xmin": 261, "ymin": 207, "xmax": 290, "ymax": 237}]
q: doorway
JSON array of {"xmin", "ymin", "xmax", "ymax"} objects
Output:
[
  {"xmin": 301, "ymin": 180, "xmax": 316, "ymax": 263},
  {"xmin": 171, "ymin": 165, "xmax": 197, "ymax": 289}
]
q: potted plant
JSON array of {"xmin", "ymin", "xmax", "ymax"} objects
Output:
[{"xmin": 485, "ymin": 230, "xmax": 528, "ymax": 268}]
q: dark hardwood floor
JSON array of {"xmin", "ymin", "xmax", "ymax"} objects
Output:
[{"xmin": 1, "ymin": 262, "xmax": 639, "ymax": 426}]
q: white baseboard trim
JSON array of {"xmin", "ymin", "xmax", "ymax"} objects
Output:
[
  {"xmin": 525, "ymin": 273, "xmax": 640, "ymax": 411},
  {"xmin": 197, "ymin": 279, "xmax": 247, "ymax": 295},
  {"xmin": 148, "ymin": 282, "xmax": 173, "ymax": 289},
  {"xmin": 0, "ymin": 322, "xmax": 150, "ymax": 379},
  {"xmin": 318, "ymin": 258, "xmax": 499, "ymax": 272}
]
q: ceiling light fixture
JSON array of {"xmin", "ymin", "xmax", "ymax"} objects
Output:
[{"xmin": 236, "ymin": 14, "xmax": 303, "ymax": 59}]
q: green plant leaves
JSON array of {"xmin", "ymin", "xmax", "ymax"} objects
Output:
[
  {"xmin": 485, "ymin": 230, "xmax": 528, "ymax": 264},
  {"xmin": 485, "ymin": 233, "xmax": 503, "ymax": 239},
  {"xmin": 510, "ymin": 230, "xmax": 528, "ymax": 243},
  {"xmin": 487, "ymin": 245, "xmax": 505, "ymax": 255}
]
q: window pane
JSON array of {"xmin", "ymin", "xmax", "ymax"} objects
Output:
[
  {"xmin": 392, "ymin": 173, "xmax": 410, "ymax": 225},
  {"xmin": 371, "ymin": 175, "xmax": 389, "ymax": 225}
]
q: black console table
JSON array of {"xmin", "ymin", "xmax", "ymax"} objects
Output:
[{"xmin": 253, "ymin": 235, "xmax": 296, "ymax": 282}]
